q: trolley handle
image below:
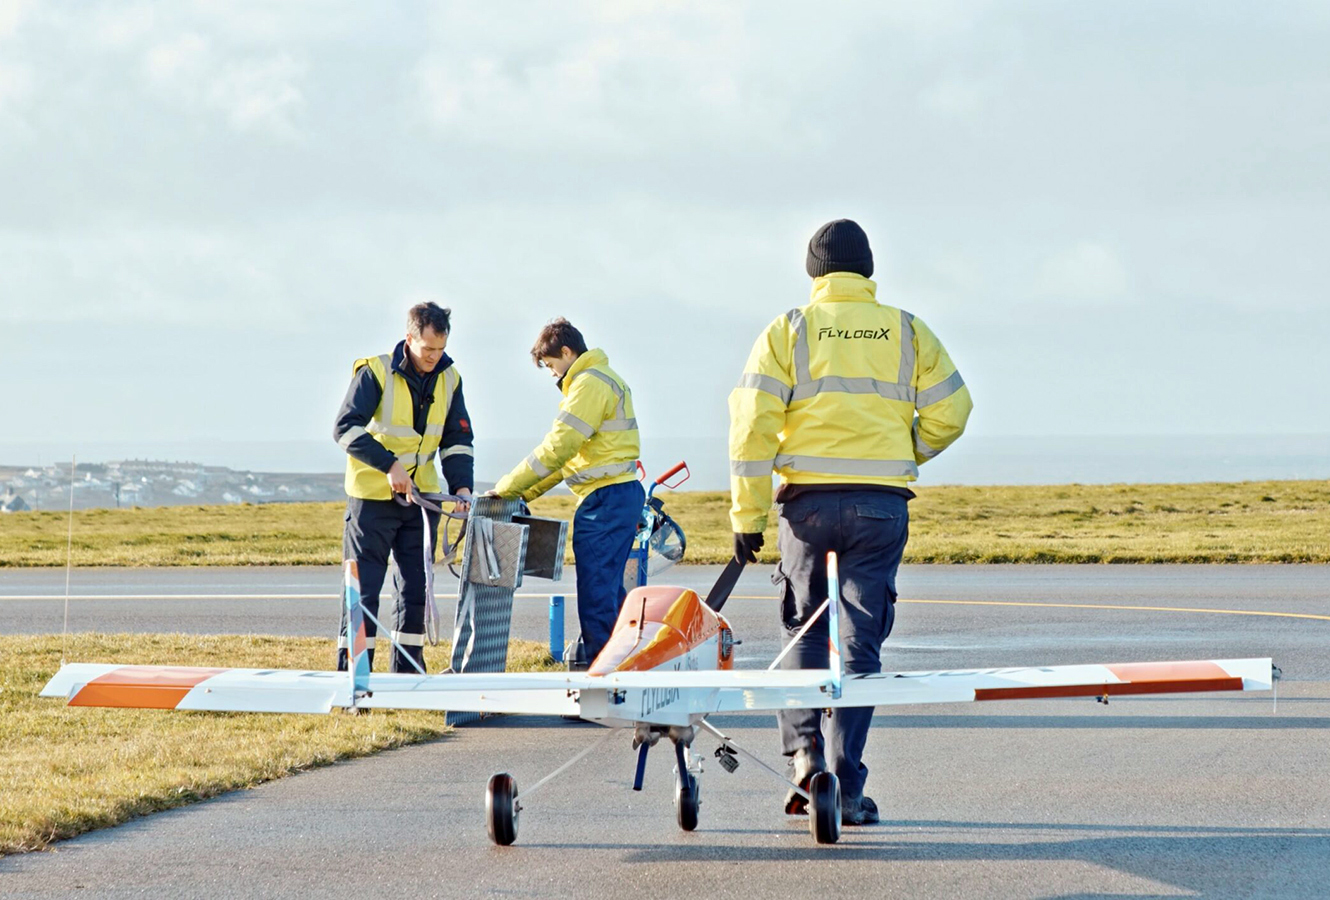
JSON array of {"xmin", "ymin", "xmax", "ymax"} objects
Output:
[{"xmin": 656, "ymin": 461, "xmax": 690, "ymax": 490}]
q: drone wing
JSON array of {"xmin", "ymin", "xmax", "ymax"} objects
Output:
[
  {"xmin": 697, "ymin": 657, "xmax": 1275, "ymax": 714},
  {"xmin": 42, "ymin": 657, "xmax": 1273, "ymax": 723},
  {"xmin": 39, "ymin": 664, "xmax": 602, "ymax": 715}
]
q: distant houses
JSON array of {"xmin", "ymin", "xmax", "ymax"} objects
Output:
[{"xmin": 0, "ymin": 460, "xmax": 344, "ymax": 511}]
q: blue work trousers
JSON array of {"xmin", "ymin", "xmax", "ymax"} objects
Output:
[
  {"xmin": 774, "ymin": 490, "xmax": 909, "ymax": 801},
  {"xmin": 572, "ymin": 479, "xmax": 645, "ymax": 662}
]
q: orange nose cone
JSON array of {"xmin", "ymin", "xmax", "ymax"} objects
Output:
[{"xmin": 588, "ymin": 586, "xmax": 724, "ymax": 675}]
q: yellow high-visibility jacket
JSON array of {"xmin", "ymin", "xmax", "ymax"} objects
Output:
[
  {"xmin": 342, "ymin": 354, "xmax": 461, "ymax": 500},
  {"xmin": 728, "ymin": 272, "xmax": 972, "ymax": 533},
  {"xmin": 495, "ymin": 348, "xmax": 640, "ymax": 503}
]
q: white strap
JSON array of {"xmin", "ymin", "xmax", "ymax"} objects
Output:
[{"xmin": 420, "ymin": 502, "xmax": 442, "ymax": 646}]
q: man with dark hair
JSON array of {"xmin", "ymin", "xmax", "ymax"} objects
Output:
[
  {"xmin": 729, "ymin": 219, "xmax": 972, "ymax": 825},
  {"xmin": 333, "ymin": 301, "xmax": 474, "ymax": 673},
  {"xmin": 488, "ymin": 318, "xmax": 643, "ymax": 666}
]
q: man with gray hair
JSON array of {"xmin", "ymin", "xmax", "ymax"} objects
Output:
[{"xmin": 333, "ymin": 302, "xmax": 474, "ymax": 673}]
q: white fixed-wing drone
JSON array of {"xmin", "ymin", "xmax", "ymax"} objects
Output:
[{"xmin": 42, "ymin": 552, "xmax": 1275, "ymax": 846}]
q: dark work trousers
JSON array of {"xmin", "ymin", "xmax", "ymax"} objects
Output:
[
  {"xmin": 337, "ymin": 497, "xmax": 440, "ymax": 674},
  {"xmin": 572, "ymin": 479, "xmax": 646, "ymax": 663},
  {"xmin": 774, "ymin": 490, "xmax": 909, "ymax": 801}
]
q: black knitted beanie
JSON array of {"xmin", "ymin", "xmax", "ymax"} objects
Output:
[{"xmin": 806, "ymin": 219, "xmax": 873, "ymax": 278}]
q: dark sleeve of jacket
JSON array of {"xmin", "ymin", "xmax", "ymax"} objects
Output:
[
  {"xmin": 332, "ymin": 367, "xmax": 398, "ymax": 473},
  {"xmin": 439, "ymin": 378, "xmax": 475, "ymax": 493}
]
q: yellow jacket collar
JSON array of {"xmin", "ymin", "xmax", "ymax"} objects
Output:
[
  {"xmin": 561, "ymin": 348, "xmax": 608, "ymax": 396},
  {"xmin": 810, "ymin": 272, "xmax": 877, "ymax": 304}
]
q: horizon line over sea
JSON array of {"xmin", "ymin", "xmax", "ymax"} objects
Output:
[{"xmin": 3, "ymin": 434, "xmax": 1328, "ymax": 490}]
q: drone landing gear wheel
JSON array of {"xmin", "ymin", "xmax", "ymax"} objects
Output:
[
  {"xmin": 808, "ymin": 771, "xmax": 841, "ymax": 844},
  {"xmin": 675, "ymin": 771, "xmax": 700, "ymax": 832},
  {"xmin": 486, "ymin": 773, "xmax": 519, "ymax": 846}
]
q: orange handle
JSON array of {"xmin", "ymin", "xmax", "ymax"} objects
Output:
[{"xmin": 657, "ymin": 461, "xmax": 690, "ymax": 489}]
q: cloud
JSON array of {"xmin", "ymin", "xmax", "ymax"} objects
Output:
[
  {"xmin": 0, "ymin": 0, "xmax": 1328, "ymax": 448},
  {"xmin": 207, "ymin": 53, "xmax": 305, "ymax": 135},
  {"xmin": 0, "ymin": 0, "xmax": 30, "ymax": 39},
  {"xmin": 139, "ymin": 32, "xmax": 305, "ymax": 137},
  {"xmin": 143, "ymin": 32, "xmax": 209, "ymax": 81},
  {"xmin": 412, "ymin": 2, "xmax": 800, "ymax": 157},
  {"xmin": 1035, "ymin": 242, "xmax": 1129, "ymax": 302},
  {"xmin": 0, "ymin": 59, "xmax": 30, "ymax": 110},
  {"xmin": 90, "ymin": 3, "xmax": 156, "ymax": 49},
  {"xmin": 919, "ymin": 77, "xmax": 993, "ymax": 119}
]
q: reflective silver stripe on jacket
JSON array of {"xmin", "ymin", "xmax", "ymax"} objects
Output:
[
  {"xmin": 912, "ymin": 421, "xmax": 942, "ymax": 461},
  {"xmin": 897, "ymin": 311, "xmax": 915, "ymax": 386},
  {"xmin": 441, "ymin": 445, "xmax": 474, "ymax": 458},
  {"xmin": 735, "ymin": 372, "xmax": 793, "ymax": 405},
  {"xmin": 773, "ymin": 453, "xmax": 919, "ymax": 479},
  {"xmin": 366, "ymin": 355, "xmax": 416, "ymax": 437},
  {"xmin": 525, "ymin": 453, "xmax": 553, "ymax": 479},
  {"xmin": 564, "ymin": 460, "xmax": 637, "ymax": 485},
  {"xmin": 397, "ymin": 450, "xmax": 435, "ymax": 470},
  {"xmin": 790, "ymin": 376, "xmax": 914, "ymax": 404},
  {"xmin": 337, "ymin": 425, "xmax": 368, "ymax": 449},
  {"xmin": 390, "ymin": 630, "xmax": 425, "ymax": 647},
  {"xmin": 915, "ymin": 370, "xmax": 965, "ymax": 408},
  {"xmin": 730, "ymin": 459, "xmax": 775, "ymax": 478},
  {"xmin": 556, "ymin": 409, "xmax": 595, "ymax": 438},
  {"xmin": 569, "ymin": 367, "xmax": 637, "ymax": 434},
  {"xmin": 786, "ymin": 308, "xmax": 811, "ymax": 385}
]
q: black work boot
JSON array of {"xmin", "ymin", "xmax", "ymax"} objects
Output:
[
  {"xmin": 842, "ymin": 794, "xmax": 880, "ymax": 826},
  {"xmin": 783, "ymin": 746, "xmax": 827, "ymax": 815}
]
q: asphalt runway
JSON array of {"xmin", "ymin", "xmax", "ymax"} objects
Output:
[{"xmin": 2, "ymin": 564, "xmax": 1328, "ymax": 898}]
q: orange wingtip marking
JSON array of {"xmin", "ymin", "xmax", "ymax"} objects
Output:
[
  {"xmin": 69, "ymin": 666, "xmax": 228, "ymax": 709},
  {"xmin": 1104, "ymin": 661, "xmax": 1229, "ymax": 682}
]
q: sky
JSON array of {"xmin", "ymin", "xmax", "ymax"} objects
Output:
[{"xmin": 2, "ymin": 1, "xmax": 1328, "ymax": 480}]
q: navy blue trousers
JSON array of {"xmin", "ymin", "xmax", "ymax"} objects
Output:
[
  {"xmin": 572, "ymin": 479, "xmax": 645, "ymax": 662},
  {"xmin": 337, "ymin": 497, "xmax": 440, "ymax": 673},
  {"xmin": 774, "ymin": 490, "xmax": 909, "ymax": 801}
]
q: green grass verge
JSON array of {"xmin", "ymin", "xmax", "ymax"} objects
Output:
[
  {"xmin": 2, "ymin": 480, "xmax": 1328, "ymax": 566},
  {"xmin": 0, "ymin": 633, "xmax": 558, "ymax": 856}
]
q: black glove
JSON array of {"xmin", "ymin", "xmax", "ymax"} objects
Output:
[{"xmin": 732, "ymin": 532, "xmax": 765, "ymax": 565}]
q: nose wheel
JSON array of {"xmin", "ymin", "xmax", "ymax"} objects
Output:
[
  {"xmin": 486, "ymin": 773, "xmax": 519, "ymax": 846},
  {"xmin": 674, "ymin": 770, "xmax": 700, "ymax": 831},
  {"xmin": 672, "ymin": 737, "xmax": 701, "ymax": 831}
]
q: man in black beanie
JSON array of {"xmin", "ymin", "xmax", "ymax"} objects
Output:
[{"xmin": 728, "ymin": 218, "xmax": 973, "ymax": 825}]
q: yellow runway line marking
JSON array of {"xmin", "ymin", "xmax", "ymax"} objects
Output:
[{"xmin": 729, "ymin": 595, "xmax": 1330, "ymax": 621}]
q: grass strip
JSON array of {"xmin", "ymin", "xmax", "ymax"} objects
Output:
[
  {"xmin": 0, "ymin": 632, "xmax": 558, "ymax": 856},
  {"xmin": 2, "ymin": 480, "xmax": 1328, "ymax": 566}
]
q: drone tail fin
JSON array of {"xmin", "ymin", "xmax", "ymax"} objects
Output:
[
  {"xmin": 344, "ymin": 560, "xmax": 371, "ymax": 704},
  {"xmin": 826, "ymin": 551, "xmax": 843, "ymax": 700}
]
